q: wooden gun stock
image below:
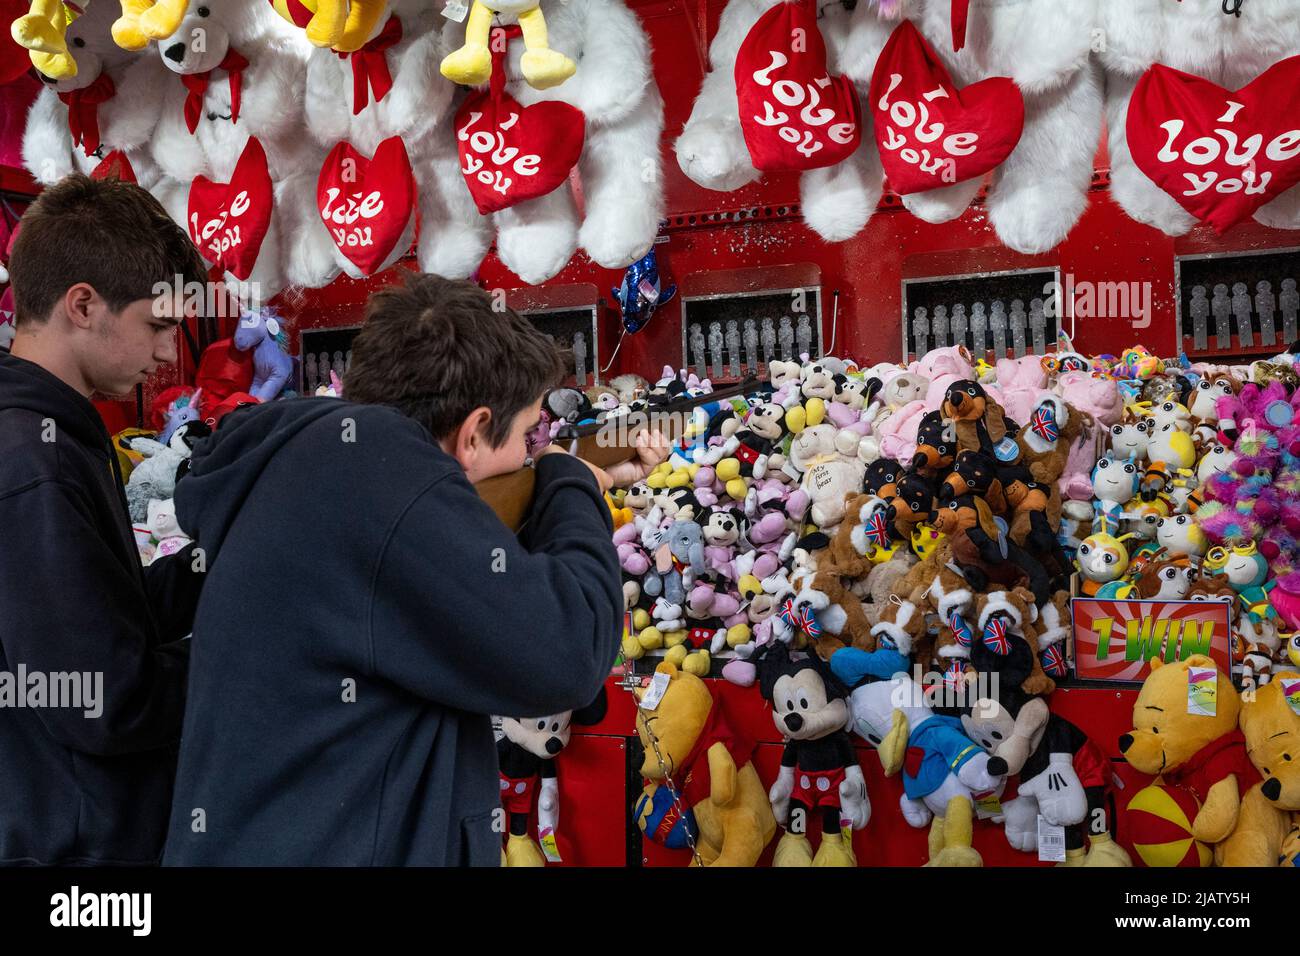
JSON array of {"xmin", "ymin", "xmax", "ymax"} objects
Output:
[{"xmin": 474, "ymin": 377, "xmax": 759, "ymax": 531}]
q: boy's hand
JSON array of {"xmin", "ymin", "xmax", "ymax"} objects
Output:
[
  {"xmin": 535, "ymin": 443, "xmax": 614, "ymax": 495},
  {"xmin": 604, "ymin": 430, "xmax": 671, "ymax": 488}
]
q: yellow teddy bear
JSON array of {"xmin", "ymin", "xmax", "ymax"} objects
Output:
[
  {"xmin": 265, "ymin": 0, "xmax": 388, "ymax": 52},
  {"xmin": 633, "ymin": 663, "xmax": 775, "ymax": 866},
  {"xmin": 1234, "ymin": 678, "xmax": 1300, "ymax": 866},
  {"xmin": 1119, "ymin": 655, "xmax": 1274, "ymax": 865},
  {"xmin": 440, "ymin": 0, "xmax": 575, "ymax": 90}
]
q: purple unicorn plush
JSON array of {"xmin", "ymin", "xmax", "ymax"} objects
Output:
[
  {"xmin": 234, "ymin": 308, "xmax": 293, "ymax": 403},
  {"xmin": 158, "ymin": 388, "xmax": 203, "ymax": 445}
]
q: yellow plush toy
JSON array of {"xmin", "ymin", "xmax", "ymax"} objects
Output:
[
  {"xmin": 265, "ymin": 0, "xmax": 388, "ymax": 52},
  {"xmin": 633, "ymin": 662, "xmax": 776, "ymax": 866},
  {"xmin": 11, "ymin": 0, "xmax": 80, "ymax": 79},
  {"xmin": 1234, "ymin": 678, "xmax": 1300, "ymax": 866},
  {"xmin": 1119, "ymin": 655, "xmax": 1268, "ymax": 865},
  {"xmin": 110, "ymin": 0, "xmax": 187, "ymax": 51},
  {"xmin": 440, "ymin": 0, "xmax": 575, "ymax": 90}
]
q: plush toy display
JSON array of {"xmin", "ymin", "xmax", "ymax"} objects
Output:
[
  {"xmin": 633, "ymin": 662, "xmax": 777, "ymax": 866},
  {"xmin": 122, "ymin": 419, "xmax": 209, "ymax": 523},
  {"xmin": 496, "ymin": 688, "xmax": 607, "ymax": 866}
]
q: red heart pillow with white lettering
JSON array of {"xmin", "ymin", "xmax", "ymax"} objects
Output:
[
  {"xmin": 1127, "ymin": 56, "xmax": 1300, "ymax": 233},
  {"xmin": 187, "ymin": 137, "xmax": 273, "ymax": 282},
  {"xmin": 870, "ymin": 20, "xmax": 1023, "ymax": 195},
  {"xmin": 316, "ymin": 136, "xmax": 416, "ymax": 277},
  {"xmin": 734, "ymin": 0, "xmax": 861, "ymax": 173}
]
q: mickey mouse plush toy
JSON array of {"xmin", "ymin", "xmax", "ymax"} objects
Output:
[
  {"xmin": 756, "ymin": 644, "xmax": 869, "ymax": 867},
  {"xmin": 497, "ymin": 689, "xmax": 608, "ymax": 867}
]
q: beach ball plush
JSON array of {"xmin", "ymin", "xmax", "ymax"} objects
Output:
[{"xmin": 1126, "ymin": 784, "xmax": 1213, "ymax": 867}]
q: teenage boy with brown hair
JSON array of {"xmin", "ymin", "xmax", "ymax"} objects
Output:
[
  {"xmin": 164, "ymin": 273, "xmax": 664, "ymax": 866},
  {"xmin": 0, "ymin": 174, "xmax": 210, "ymax": 864}
]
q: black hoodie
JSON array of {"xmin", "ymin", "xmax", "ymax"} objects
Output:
[
  {"xmin": 0, "ymin": 351, "xmax": 201, "ymax": 865},
  {"xmin": 162, "ymin": 398, "xmax": 621, "ymax": 866}
]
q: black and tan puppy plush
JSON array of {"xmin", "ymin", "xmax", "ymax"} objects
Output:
[
  {"xmin": 941, "ymin": 450, "xmax": 1007, "ymax": 514},
  {"xmin": 863, "ymin": 457, "xmax": 904, "ymax": 501},
  {"xmin": 912, "ymin": 410, "xmax": 958, "ymax": 474},
  {"xmin": 497, "ymin": 689, "xmax": 608, "ymax": 867},
  {"xmin": 942, "ymin": 380, "xmax": 1010, "ymax": 454},
  {"xmin": 887, "ymin": 472, "xmax": 937, "ymax": 539},
  {"xmin": 756, "ymin": 644, "xmax": 869, "ymax": 868}
]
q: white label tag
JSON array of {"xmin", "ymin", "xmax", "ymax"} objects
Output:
[
  {"xmin": 538, "ymin": 826, "xmax": 562, "ymax": 863},
  {"xmin": 1037, "ymin": 816, "xmax": 1066, "ymax": 863},
  {"xmin": 1281, "ymin": 677, "xmax": 1300, "ymax": 717},
  {"xmin": 441, "ymin": 0, "xmax": 469, "ymax": 22},
  {"xmin": 639, "ymin": 671, "xmax": 670, "ymax": 711}
]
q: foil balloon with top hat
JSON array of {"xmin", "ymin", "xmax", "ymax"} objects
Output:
[{"xmin": 612, "ymin": 247, "xmax": 676, "ymax": 334}]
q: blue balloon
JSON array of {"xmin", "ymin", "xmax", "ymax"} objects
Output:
[{"xmin": 612, "ymin": 248, "xmax": 677, "ymax": 333}]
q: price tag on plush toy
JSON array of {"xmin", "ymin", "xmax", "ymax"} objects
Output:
[
  {"xmin": 869, "ymin": 20, "xmax": 1023, "ymax": 194},
  {"xmin": 639, "ymin": 671, "xmax": 671, "ymax": 711},
  {"xmin": 455, "ymin": 27, "xmax": 585, "ymax": 215},
  {"xmin": 316, "ymin": 136, "xmax": 416, "ymax": 277},
  {"xmin": 1187, "ymin": 666, "xmax": 1218, "ymax": 716},
  {"xmin": 1037, "ymin": 816, "xmax": 1066, "ymax": 863},
  {"xmin": 973, "ymin": 788, "xmax": 1002, "ymax": 818},
  {"xmin": 734, "ymin": 0, "xmax": 861, "ymax": 173},
  {"xmin": 1126, "ymin": 56, "xmax": 1300, "ymax": 233},
  {"xmin": 187, "ymin": 137, "xmax": 273, "ymax": 282},
  {"xmin": 441, "ymin": 0, "xmax": 469, "ymax": 22},
  {"xmin": 1281, "ymin": 677, "xmax": 1300, "ymax": 717},
  {"xmin": 538, "ymin": 826, "xmax": 562, "ymax": 863}
]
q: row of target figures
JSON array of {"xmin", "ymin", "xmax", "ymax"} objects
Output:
[
  {"xmin": 686, "ymin": 315, "xmax": 818, "ymax": 382},
  {"xmin": 908, "ymin": 298, "xmax": 1053, "ymax": 362},
  {"xmin": 1186, "ymin": 280, "xmax": 1300, "ymax": 351},
  {"xmin": 303, "ymin": 351, "xmax": 352, "ymax": 394}
]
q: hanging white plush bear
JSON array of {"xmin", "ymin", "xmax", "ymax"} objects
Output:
[
  {"xmin": 128, "ymin": 0, "xmax": 318, "ymax": 304},
  {"xmin": 419, "ymin": 0, "xmax": 665, "ymax": 285},
  {"xmin": 21, "ymin": 0, "xmax": 168, "ymax": 188},
  {"xmin": 866, "ymin": 0, "xmax": 1101, "ymax": 255},
  {"xmin": 280, "ymin": 0, "xmax": 451, "ymax": 284},
  {"xmin": 675, "ymin": 0, "xmax": 901, "ymax": 243},
  {"xmin": 1100, "ymin": 0, "xmax": 1300, "ymax": 236}
]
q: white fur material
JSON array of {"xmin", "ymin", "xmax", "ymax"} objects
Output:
[
  {"xmin": 420, "ymin": 0, "xmax": 665, "ymax": 284},
  {"xmin": 896, "ymin": 0, "xmax": 1102, "ymax": 254},
  {"xmin": 1100, "ymin": 0, "xmax": 1300, "ymax": 234},
  {"xmin": 977, "ymin": 591, "xmax": 1021, "ymax": 631},
  {"xmin": 22, "ymin": 0, "xmax": 166, "ymax": 188},
  {"xmin": 871, "ymin": 600, "xmax": 916, "ymax": 655},
  {"xmin": 144, "ymin": 1, "xmax": 316, "ymax": 302},
  {"xmin": 675, "ymin": 0, "xmax": 899, "ymax": 242}
]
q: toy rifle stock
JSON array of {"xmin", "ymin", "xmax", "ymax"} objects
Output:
[{"xmin": 475, "ymin": 376, "xmax": 760, "ymax": 531}]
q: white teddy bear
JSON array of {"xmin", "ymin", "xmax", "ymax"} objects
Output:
[
  {"xmin": 675, "ymin": 0, "xmax": 900, "ymax": 243},
  {"xmin": 887, "ymin": 0, "xmax": 1103, "ymax": 255},
  {"xmin": 145, "ymin": 497, "xmax": 192, "ymax": 565},
  {"xmin": 788, "ymin": 422, "xmax": 865, "ymax": 529},
  {"xmin": 286, "ymin": 0, "xmax": 455, "ymax": 284},
  {"xmin": 420, "ymin": 0, "xmax": 665, "ymax": 284},
  {"xmin": 1100, "ymin": 0, "xmax": 1300, "ymax": 235},
  {"xmin": 141, "ymin": 0, "xmax": 322, "ymax": 302},
  {"xmin": 22, "ymin": 0, "xmax": 167, "ymax": 189}
]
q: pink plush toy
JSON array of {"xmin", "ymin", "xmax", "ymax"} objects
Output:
[
  {"xmin": 995, "ymin": 355, "xmax": 1053, "ymax": 426},
  {"xmin": 1056, "ymin": 370, "xmax": 1123, "ymax": 427}
]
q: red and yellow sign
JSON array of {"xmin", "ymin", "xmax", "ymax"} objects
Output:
[{"xmin": 1071, "ymin": 597, "xmax": 1233, "ymax": 683}]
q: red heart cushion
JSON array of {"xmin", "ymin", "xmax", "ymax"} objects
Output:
[
  {"xmin": 734, "ymin": 0, "xmax": 862, "ymax": 173},
  {"xmin": 455, "ymin": 87, "xmax": 585, "ymax": 216},
  {"xmin": 1127, "ymin": 56, "xmax": 1300, "ymax": 233},
  {"xmin": 91, "ymin": 150, "xmax": 138, "ymax": 183},
  {"xmin": 187, "ymin": 137, "xmax": 273, "ymax": 282},
  {"xmin": 870, "ymin": 20, "xmax": 1023, "ymax": 195},
  {"xmin": 316, "ymin": 136, "xmax": 416, "ymax": 276}
]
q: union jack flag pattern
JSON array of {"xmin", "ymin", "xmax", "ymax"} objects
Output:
[
  {"xmin": 1041, "ymin": 643, "xmax": 1068, "ymax": 678},
  {"xmin": 1030, "ymin": 404, "xmax": 1059, "ymax": 442},
  {"xmin": 864, "ymin": 511, "xmax": 891, "ymax": 549},
  {"xmin": 982, "ymin": 616, "xmax": 1012, "ymax": 655},
  {"xmin": 779, "ymin": 598, "xmax": 822, "ymax": 639},
  {"xmin": 948, "ymin": 611, "xmax": 973, "ymax": 649}
]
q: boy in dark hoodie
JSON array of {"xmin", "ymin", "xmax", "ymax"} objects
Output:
[
  {"xmin": 0, "ymin": 174, "xmax": 211, "ymax": 864},
  {"xmin": 163, "ymin": 274, "xmax": 661, "ymax": 866}
]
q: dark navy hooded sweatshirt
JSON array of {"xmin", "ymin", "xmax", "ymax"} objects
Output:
[
  {"xmin": 0, "ymin": 351, "xmax": 201, "ymax": 865},
  {"xmin": 163, "ymin": 398, "xmax": 621, "ymax": 866}
]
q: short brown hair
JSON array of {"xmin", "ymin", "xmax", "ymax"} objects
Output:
[
  {"xmin": 346, "ymin": 273, "xmax": 566, "ymax": 447},
  {"xmin": 8, "ymin": 173, "xmax": 209, "ymax": 327}
]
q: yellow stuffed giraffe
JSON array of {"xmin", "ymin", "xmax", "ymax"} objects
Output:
[
  {"xmin": 440, "ymin": 0, "xmax": 575, "ymax": 90},
  {"xmin": 265, "ymin": 0, "xmax": 388, "ymax": 53},
  {"xmin": 11, "ymin": 0, "xmax": 79, "ymax": 79}
]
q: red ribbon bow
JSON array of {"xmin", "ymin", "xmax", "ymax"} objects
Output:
[
  {"xmin": 338, "ymin": 14, "xmax": 403, "ymax": 115},
  {"xmin": 58, "ymin": 73, "xmax": 116, "ymax": 156},
  {"xmin": 951, "ymin": 0, "xmax": 970, "ymax": 51},
  {"xmin": 181, "ymin": 48, "xmax": 249, "ymax": 135}
]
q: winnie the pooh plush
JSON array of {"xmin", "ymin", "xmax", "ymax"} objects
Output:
[
  {"xmin": 1234, "ymin": 678, "xmax": 1300, "ymax": 866},
  {"xmin": 1119, "ymin": 655, "xmax": 1263, "ymax": 865},
  {"xmin": 633, "ymin": 662, "xmax": 776, "ymax": 866}
]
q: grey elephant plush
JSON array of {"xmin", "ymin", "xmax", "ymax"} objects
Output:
[{"xmin": 643, "ymin": 519, "xmax": 706, "ymax": 606}]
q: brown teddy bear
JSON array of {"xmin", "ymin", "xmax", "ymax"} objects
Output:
[{"xmin": 633, "ymin": 662, "xmax": 777, "ymax": 866}]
